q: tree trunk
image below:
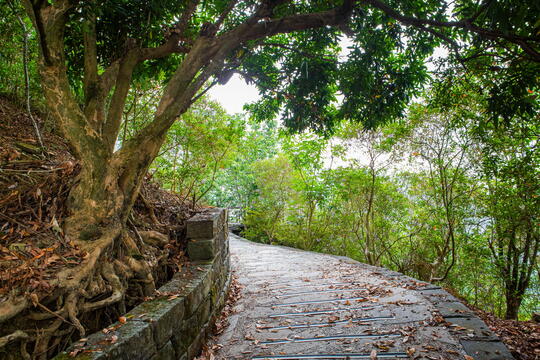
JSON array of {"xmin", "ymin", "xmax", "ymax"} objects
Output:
[
  {"xmin": 64, "ymin": 132, "xmax": 166, "ymax": 241},
  {"xmin": 364, "ymin": 165, "xmax": 376, "ymax": 265},
  {"xmin": 505, "ymin": 293, "xmax": 522, "ymax": 320}
]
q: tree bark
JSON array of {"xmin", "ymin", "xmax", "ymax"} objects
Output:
[{"xmin": 505, "ymin": 293, "xmax": 522, "ymax": 320}]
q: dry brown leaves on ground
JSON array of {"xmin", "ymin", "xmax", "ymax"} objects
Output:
[
  {"xmin": 0, "ymin": 96, "xmax": 87, "ymax": 297},
  {"xmin": 471, "ymin": 307, "xmax": 540, "ymax": 360},
  {"xmin": 194, "ymin": 275, "xmax": 243, "ymax": 360}
]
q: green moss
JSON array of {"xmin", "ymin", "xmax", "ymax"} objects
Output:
[
  {"xmin": 131, "ymin": 253, "xmax": 145, "ymax": 260},
  {"xmin": 79, "ymin": 224, "xmax": 103, "ymax": 241},
  {"xmin": 137, "ymin": 297, "xmax": 168, "ymax": 312},
  {"xmin": 54, "ymin": 352, "xmax": 95, "ymax": 360}
]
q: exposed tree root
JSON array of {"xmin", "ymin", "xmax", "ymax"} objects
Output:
[
  {"xmin": 0, "ymin": 100, "xmax": 190, "ymax": 358},
  {"xmin": 0, "ymin": 224, "xmax": 121, "ymax": 327},
  {"xmin": 29, "ymin": 297, "xmax": 73, "ymax": 328},
  {"xmin": 0, "ymin": 330, "xmax": 29, "ymax": 349},
  {"xmin": 0, "ymin": 297, "xmax": 29, "ymax": 323},
  {"xmin": 65, "ymin": 293, "xmax": 85, "ymax": 336},
  {"xmin": 81, "ymin": 262, "xmax": 125, "ymax": 313},
  {"xmin": 0, "ymin": 222, "xmax": 176, "ymax": 359}
]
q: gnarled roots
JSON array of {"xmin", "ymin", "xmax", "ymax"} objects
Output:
[{"xmin": 0, "ymin": 225, "xmax": 168, "ymax": 360}]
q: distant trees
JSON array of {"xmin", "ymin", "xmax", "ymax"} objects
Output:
[
  {"xmin": 225, "ymin": 93, "xmax": 539, "ymax": 320},
  {"xmin": 205, "ymin": 120, "xmax": 279, "ymax": 213},
  {"xmin": 151, "ymin": 99, "xmax": 244, "ymax": 207},
  {"xmin": 473, "ymin": 105, "xmax": 539, "ymax": 320},
  {"xmin": 399, "ymin": 105, "xmax": 475, "ymax": 282}
]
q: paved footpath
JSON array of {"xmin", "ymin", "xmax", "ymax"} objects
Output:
[{"xmin": 213, "ymin": 235, "xmax": 513, "ymax": 360}]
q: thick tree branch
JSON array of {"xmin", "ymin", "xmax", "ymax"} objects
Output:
[
  {"xmin": 103, "ymin": 48, "xmax": 140, "ymax": 151},
  {"xmin": 263, "ymin": 42, "xmax": 337, "ymax": 63},
  {"xmin": 98, "ymin": 61, "xmax": 120, "ymax": 95},
  {"xmin": 215, "ymin": 0, "xmax": 240, "ymax": 31},
  {"xmin": 362, "ymin": 0, "xmax": 540, "ymax": 62},
  {"xmin": 118, "ymin": 0, "xmax": 357, "ymax": 166},
  {"xmin": 139, "ymin": 0, "xmax": 200, "ymax": 61},
  {"xmin": 22, "ymin": 0, "xmax": 73, "ymax": 64},
  {"xmin": 22, "ymin": 0, "xmax": 107, "ymax": 161},
  {"xmin": 240, "ymin": 0, "xmax": 355, "ymax": 42},
  {"xmin": 82, "ymin": 8, "xmax": 104, "ymax": 131},
  {"xmin": 83, "ymin": 8, "xmax": 98, "ymax": 104},
  {"xmin": 140, "ymin": 40, "xmax": 190, "ymax": 61},
  {"xmin": 177, "ymin": 0, "xmax": 200, "ymax": 37},
  {"xmin": 190, "ymin": 79, "xmax": 218, "ymax": 105}
]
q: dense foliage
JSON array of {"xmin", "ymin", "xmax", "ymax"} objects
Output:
[
  {"xmin": 146, "ymin": 78, "xmax": 537, "ymax": 321},
  {"xmin": 196, "ymin": 96, "xmax": 539, "ymax": 320},
  {"xmin": 1, "ymin": 0, "xmax": 539, "ymax": 357},
  {"xmin": 0, "ymin": 2, "xmax": 42, "ymax": 105}
]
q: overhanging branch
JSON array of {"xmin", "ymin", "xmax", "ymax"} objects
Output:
[
  {"xmin": 240, "ymin": 0, "xmax": 356, "ymax": 42},
  {"xmin": 362, "ymin": 0, "xmax": 540, "ymax": 62}
]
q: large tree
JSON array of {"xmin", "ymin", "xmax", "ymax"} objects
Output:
[{"xmin": 1, "ymin": 0, "xmax": 539, "ymax": 356}]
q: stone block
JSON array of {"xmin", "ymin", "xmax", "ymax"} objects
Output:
[
  {"xmin": 187, "ymin": 239, "xmax": 216, "ymax": 261},
  {"xmin": 176, "ymin": 314, "xmax": 199, "ymax": 351},
  {"xmin": 460, "ymin": 339, "xmax": 514, "ymax": 360},
  {"xmin": 158, "ymin": 277, "xmax": 190, "ymax": 296},
  {"xmin": 151, "ymin": 341, "xmax": 176, "ymax": 360},
  {"xmin": 420, "ymin": 288, "xmax": 460, "ymax": 303},
  {"xmin": 59, "ymin": 318, "xmax": 156, "ymax": 360},
  {"xmin": 197, "ymin": 296, "xmax": 212, "ymax": 326},
  {"xmin": 102, "ymin": 320, "xmax": 156, "ymax": 360},
  {"xmin": 445, "ymin": 316, "xmax": 498, "ymax": 340},
  {"xmin": 214, "ymin": 230, "xmax": 226, "ymax": 249},
  {"xmin": 186, "ymin": 208, "xmax": 225, "ymax": 239},
  {"xmin": 437, "ymin": 301, "xmax": 474, "ymax": 318},
  {"xmin": 127, "ymin": 278, "xmax": 188, "ymax": 348},
  {"xmin": 210, "ymin": 283, "xmax": 220, "ymax": 308},
  {"xmin": 174, "ymin": 295, "xmax": 210, "ymax": 357},
  {"xmin": 214, "ymin": 288, "xmax": 227, "ymax": 315},
  {"xmin": 185, "ymin": 265, "xmax": 213, "ymax": 317},
  {"xmin": 170, "ymin": 330, "xmax": 186, "ymax": 356},
  {"xmin": 133, "ymin": 297, "xmax": 185, "ymax": 348},
  {"xmin": 210, "ymin": 252, "xmax": 223, "ymax": 281},
  {"xmin": 187, "ymin": 328, "xmax": 207, "ymax": 359}
]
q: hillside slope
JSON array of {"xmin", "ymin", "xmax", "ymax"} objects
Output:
[{"xmin": 0, "ymin": 96, "xmax": 194, "ymax": 359}]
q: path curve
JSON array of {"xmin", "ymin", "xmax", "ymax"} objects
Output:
[{"xmin": 214, "ymin": 235, "xmax": 513, "ymax": 360}]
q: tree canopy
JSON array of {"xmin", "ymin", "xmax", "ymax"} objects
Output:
[{"xmin": 25, "ymin": 0, "xmax": 540, "ymax": 138}]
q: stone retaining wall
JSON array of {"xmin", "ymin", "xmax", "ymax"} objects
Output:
[{"xmin": 56, "ymin": 208, "xmax": 230, "ymax": 360}]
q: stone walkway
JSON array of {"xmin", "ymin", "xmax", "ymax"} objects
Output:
[{"xmin": 213, "ymin": 235, "xmax": 513, "ymax": 360}]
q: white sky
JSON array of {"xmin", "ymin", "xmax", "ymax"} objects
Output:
[{"xmin": 208, "ymin": 74, "xmax": 260, "ymax": 114}]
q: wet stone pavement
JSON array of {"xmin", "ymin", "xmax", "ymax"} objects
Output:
[{"xmin": 213, "ymin": 235, "xmax": 513, "ymax": 360}]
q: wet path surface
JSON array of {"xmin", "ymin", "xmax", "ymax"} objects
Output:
[{"xmin": 214, "ymin": 235, "xmax": 513, "ymax": 360}]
